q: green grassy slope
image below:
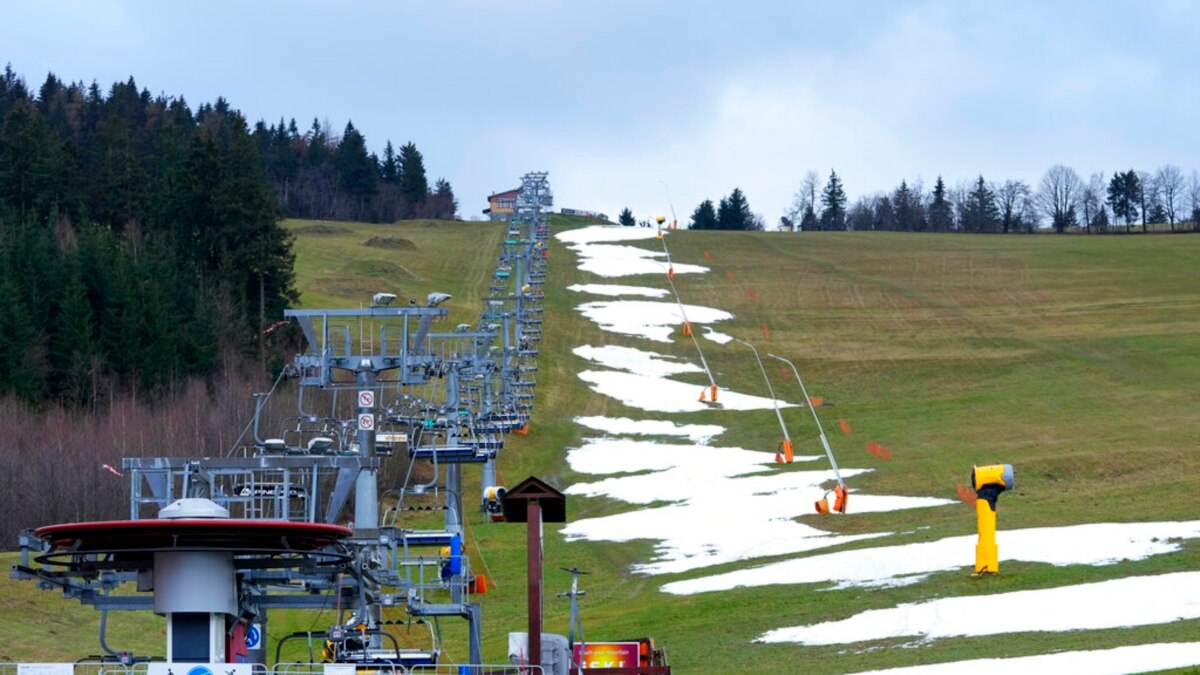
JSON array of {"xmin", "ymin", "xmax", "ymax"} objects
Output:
[
  {"xmin": 3, "ymin": 217, "xmax": 1198, "ymax": 673},
  {"xmin": 470, "ymin": 225, "xmax": 1200, "ymax": 673}
]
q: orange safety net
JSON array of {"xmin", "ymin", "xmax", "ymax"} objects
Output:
[
  {"xmin": 809, "ymin": 396, "xmax": 824, "ymax": 407},
  {"xmin": 726, "ymin": 271, "xmax": 736, "ymax": 281},
  {"xmin": 667, "ymin": 265, "xmax": 675, "ymax": 280},
  {"xmin": 682, "ymin": 321, "xmax": 692, "ymax": 337},
  {"xmin": 866, "ymin": 440, "xmax": 892, "ymax": 460},
  {"xmin": 746, "ymin": 288, "xmax": 758, "ymax": 301},
  {"xmin": 838, "ymin": 418, "xmax": 852, "ymax": 435},
  {"xmin": 703, "ymin": 251, "xmax": 713, "ymax": 259},
  {"xmin": 762, "ymin": 320, "xmax": 771, "ymax": 341}
]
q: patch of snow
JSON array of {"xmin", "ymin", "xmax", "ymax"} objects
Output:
[
  {"xmin": 572, "ymin": 345, "xmax": 701, "ymax": 377},
  {"xmin": 575, "ymin": 300, "xmax": 730, "ymax": 343},
  {"xmin": 562, "ymin": 437, "xmax": 954, "ymax": 575},
  {"xmin": 854, "ymin": 638, "xmax": 1200, "ymax": 672},
  {"xmin": 577, "ymin": 370, "xmax": 794, "ymax": 412},
  {"xmin": 569, "ymin": 243, "xmax": 709, "ymax": 278},
  {"xmin": 573, "ymin": 416, "xmax": 725, "ymax": 444},
  {"xmin": 664, "ymin": 520, "xmax": 1200, "ymax": 595},
  {"xmin": 556, "ymin": 225, "xmax": 660, "ymax": 244},
  {"xmin": 703, "ymin": 328, "xmax": 734, "ymax": 344},
  {"xmin": 756, "ymin": 571, "xmax": 1200, "ymax": 645},
  {"xmin": 566, "ymin": 283, "xmax": 669, "ymax": 298},
  {"xmin": 850, "ymin": 642, "xmax": 1200, "ymax": 675}
]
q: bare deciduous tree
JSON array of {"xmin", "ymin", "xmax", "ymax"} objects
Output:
[
  {"xmin": 1080, "ymin": 172, "xmax": 1106, "ymax": 233},
  {"xmin": 1156, "ymin": 164, "xmax": 1184, "ymax": 229},
  {"xmin": 1190, "ymin": 170, "xmax": 1200, "ymax": 231},
  {"xmin": 786, "ymin": 171, "xmax": 822, "ymax": 228},
  {"xmin": 996, "ymin": 179, "xmax": 1033, "ymax": 233},
  {"xmin": 1037, "ymin": 165, "xmax": 1082, "ymax": 233}
]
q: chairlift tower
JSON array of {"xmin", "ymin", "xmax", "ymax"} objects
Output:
[{"xmin": 11, "ymin": 172, "xmax": 553, "ymax": 670}]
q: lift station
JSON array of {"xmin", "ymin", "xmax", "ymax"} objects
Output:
[{"xmin": 13, "ymin": 173, "xmax": 556, "ymax": 671}]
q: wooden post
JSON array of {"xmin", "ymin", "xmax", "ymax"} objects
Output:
[
  {"xmin": 501, "ymin": 476, "xmax": 566, "ymax": 669},
  {"xmin": 527, "ymin": 499, "xmax": 543, "ymax": 666}
]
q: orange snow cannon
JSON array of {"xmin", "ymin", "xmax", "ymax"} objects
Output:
[
  {"xmin": 775, "ymin": 439, "xmax": 794, "ymax": 464},
  {"xmin": 815, "ymin": 485, "xmax": 849, "ymax": 514}
]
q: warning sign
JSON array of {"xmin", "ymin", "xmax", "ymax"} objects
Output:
[
  {"xmin": 357, "ymin": 413, "xmax": 375, "ymax": 432},
  {"xmin": 358, "ymin": 390, "xmax": 375, "ymax": 408}
]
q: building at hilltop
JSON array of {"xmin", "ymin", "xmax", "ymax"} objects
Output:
[{"xmin": 484, "ymin": 188, "xmax": 520, "ymax": 221}]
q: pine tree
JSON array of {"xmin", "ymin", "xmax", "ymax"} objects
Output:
[
  {"xmin": 1107, "ymin": 170, "xmax": 1139, "ymax": 231},
  {"xmin": 0, "ymin": 101, "xmax": 58, "ymax": 218},
  {"xmin": 799, "ymin": 206, "xmax": 818, "ymax": 231},
  {"xmin": 48, "ymin": 240, "xmax": 96, "ymax": 404},
  {"xmin": 963, "ymin": 176, "xmax": 1000, "ymax": 232},
  {"xmin": 618, "ymin": 208, "xmax": 635, "ymax": 226},
  {"xmin": 430, "ymin": 178, "xmax": 457, "ymax": 219},
  {"xmin": 397, "ymin": 141, "xmax": 428, "ymax": 209},
  {"xmin": 820, "ymin": 170, "xmax": 847, "ymax": 230},
  {"xmin": 689, "ymin": 200, "xmax": 716, "ymax": 230},
  {"xmin": 380, "ymin": 140, "xmax": 399, "ymax": 184},
  {"xmin": 717, "ymin": 188, "xmax": 753, "ymax": 230},
  {"xmin": 304, "ymin": 118, "xmax": 328, "ymax": 168},
  {"xmin": 93, "ymin": 116, "xmax": 145, "ymax": 229},
  {"xmin": 335, "ymin": 121, "xmax": 377, "ymax": 197},
  {"xmin": 893, "ymin": 180, "xmax": 918, "ymax": 232},
  {"xmin": 928, "ymin": 176, "xmax": 953, "ymax": 232}
]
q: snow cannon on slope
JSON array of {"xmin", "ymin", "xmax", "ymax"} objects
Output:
[{"xmin": 972, "ymin": 463, "xmax": 1015, "ymax": 575}]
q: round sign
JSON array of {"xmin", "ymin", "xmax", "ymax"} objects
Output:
[
  {"xmin": 358, "ymin": 413, "xmax": 375, "ymax": 431},
  {"xmin": 245, "ymin": 624, "xmax": 262, "ymax": 650},
  {"xmin": 358, "ymin": 390, "xmax": 375, "ymax": 408}
]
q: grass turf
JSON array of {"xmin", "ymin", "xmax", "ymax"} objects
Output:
[{"xmin": 2, "ymin": 217, "xmax": 1197, "ymax": 673}]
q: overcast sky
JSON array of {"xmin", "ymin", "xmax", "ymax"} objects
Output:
[{"xmin": 3, "ymin": 0, "xmax": 1197, "ymax": 225}]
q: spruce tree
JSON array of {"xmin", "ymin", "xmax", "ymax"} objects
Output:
[
  {"xmin": 963, "ymin": 176, "xmax": 1000, "ymax": 232},
  {"xmin": 820, "ymin": 170, "xmax": 847, "ymax": 230},
  {"xmin": 48, "ymin": 243, "xmax": 95, "ymax": 404},
  {"xmin": 335, "ymin": 121, "xmax": 377, "ymax": 198},
  {"xmin": 430, "ymin": 178, "xmax": 457, "ymax": 219},
  {"xmin": 397, "ymin": 141, "xmax": 428, "ymax": 209},
  {"xmin": 380, "ymin": 140, "xmax": 399, "ymax": 184},
  {"xmin": 689, "ymin": 200, "xmax": 716, "ymax": 230},
  {"xmin": 928, "ymin": 176, "xmax": 954, "ymax": 232},
  {"xmin": 718, "ymin": 188, "xmax": 753, "ymax": 230},
  {"xmin": 618, "ymin": 208, "xmax": 635, "ymax": 226}
]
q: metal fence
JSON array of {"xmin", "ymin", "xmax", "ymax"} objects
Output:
[
  {"xmin": 409, "ymin": 667, "xmax": 543, "ymax": 675},
  {"xmin": 2, "ymin": 660, "xmax": 545, "ymax": 675}
]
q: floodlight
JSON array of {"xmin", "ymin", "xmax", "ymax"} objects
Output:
[
  {"xmin": 307, "ymin": 437, "xmax": 334, "ymax": 454},
  {"xmin": 372, "ymin": 292, "xmax": 397, "ymax": 307}
]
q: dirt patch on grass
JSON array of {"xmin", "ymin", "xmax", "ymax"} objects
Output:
[
  {"xmin": 363, "ymin": 237, "xmax": 418, "ymax": 250},
  {"xmin": 296, "ymin": 224, "xmax": 353, "ymax": 235}
]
